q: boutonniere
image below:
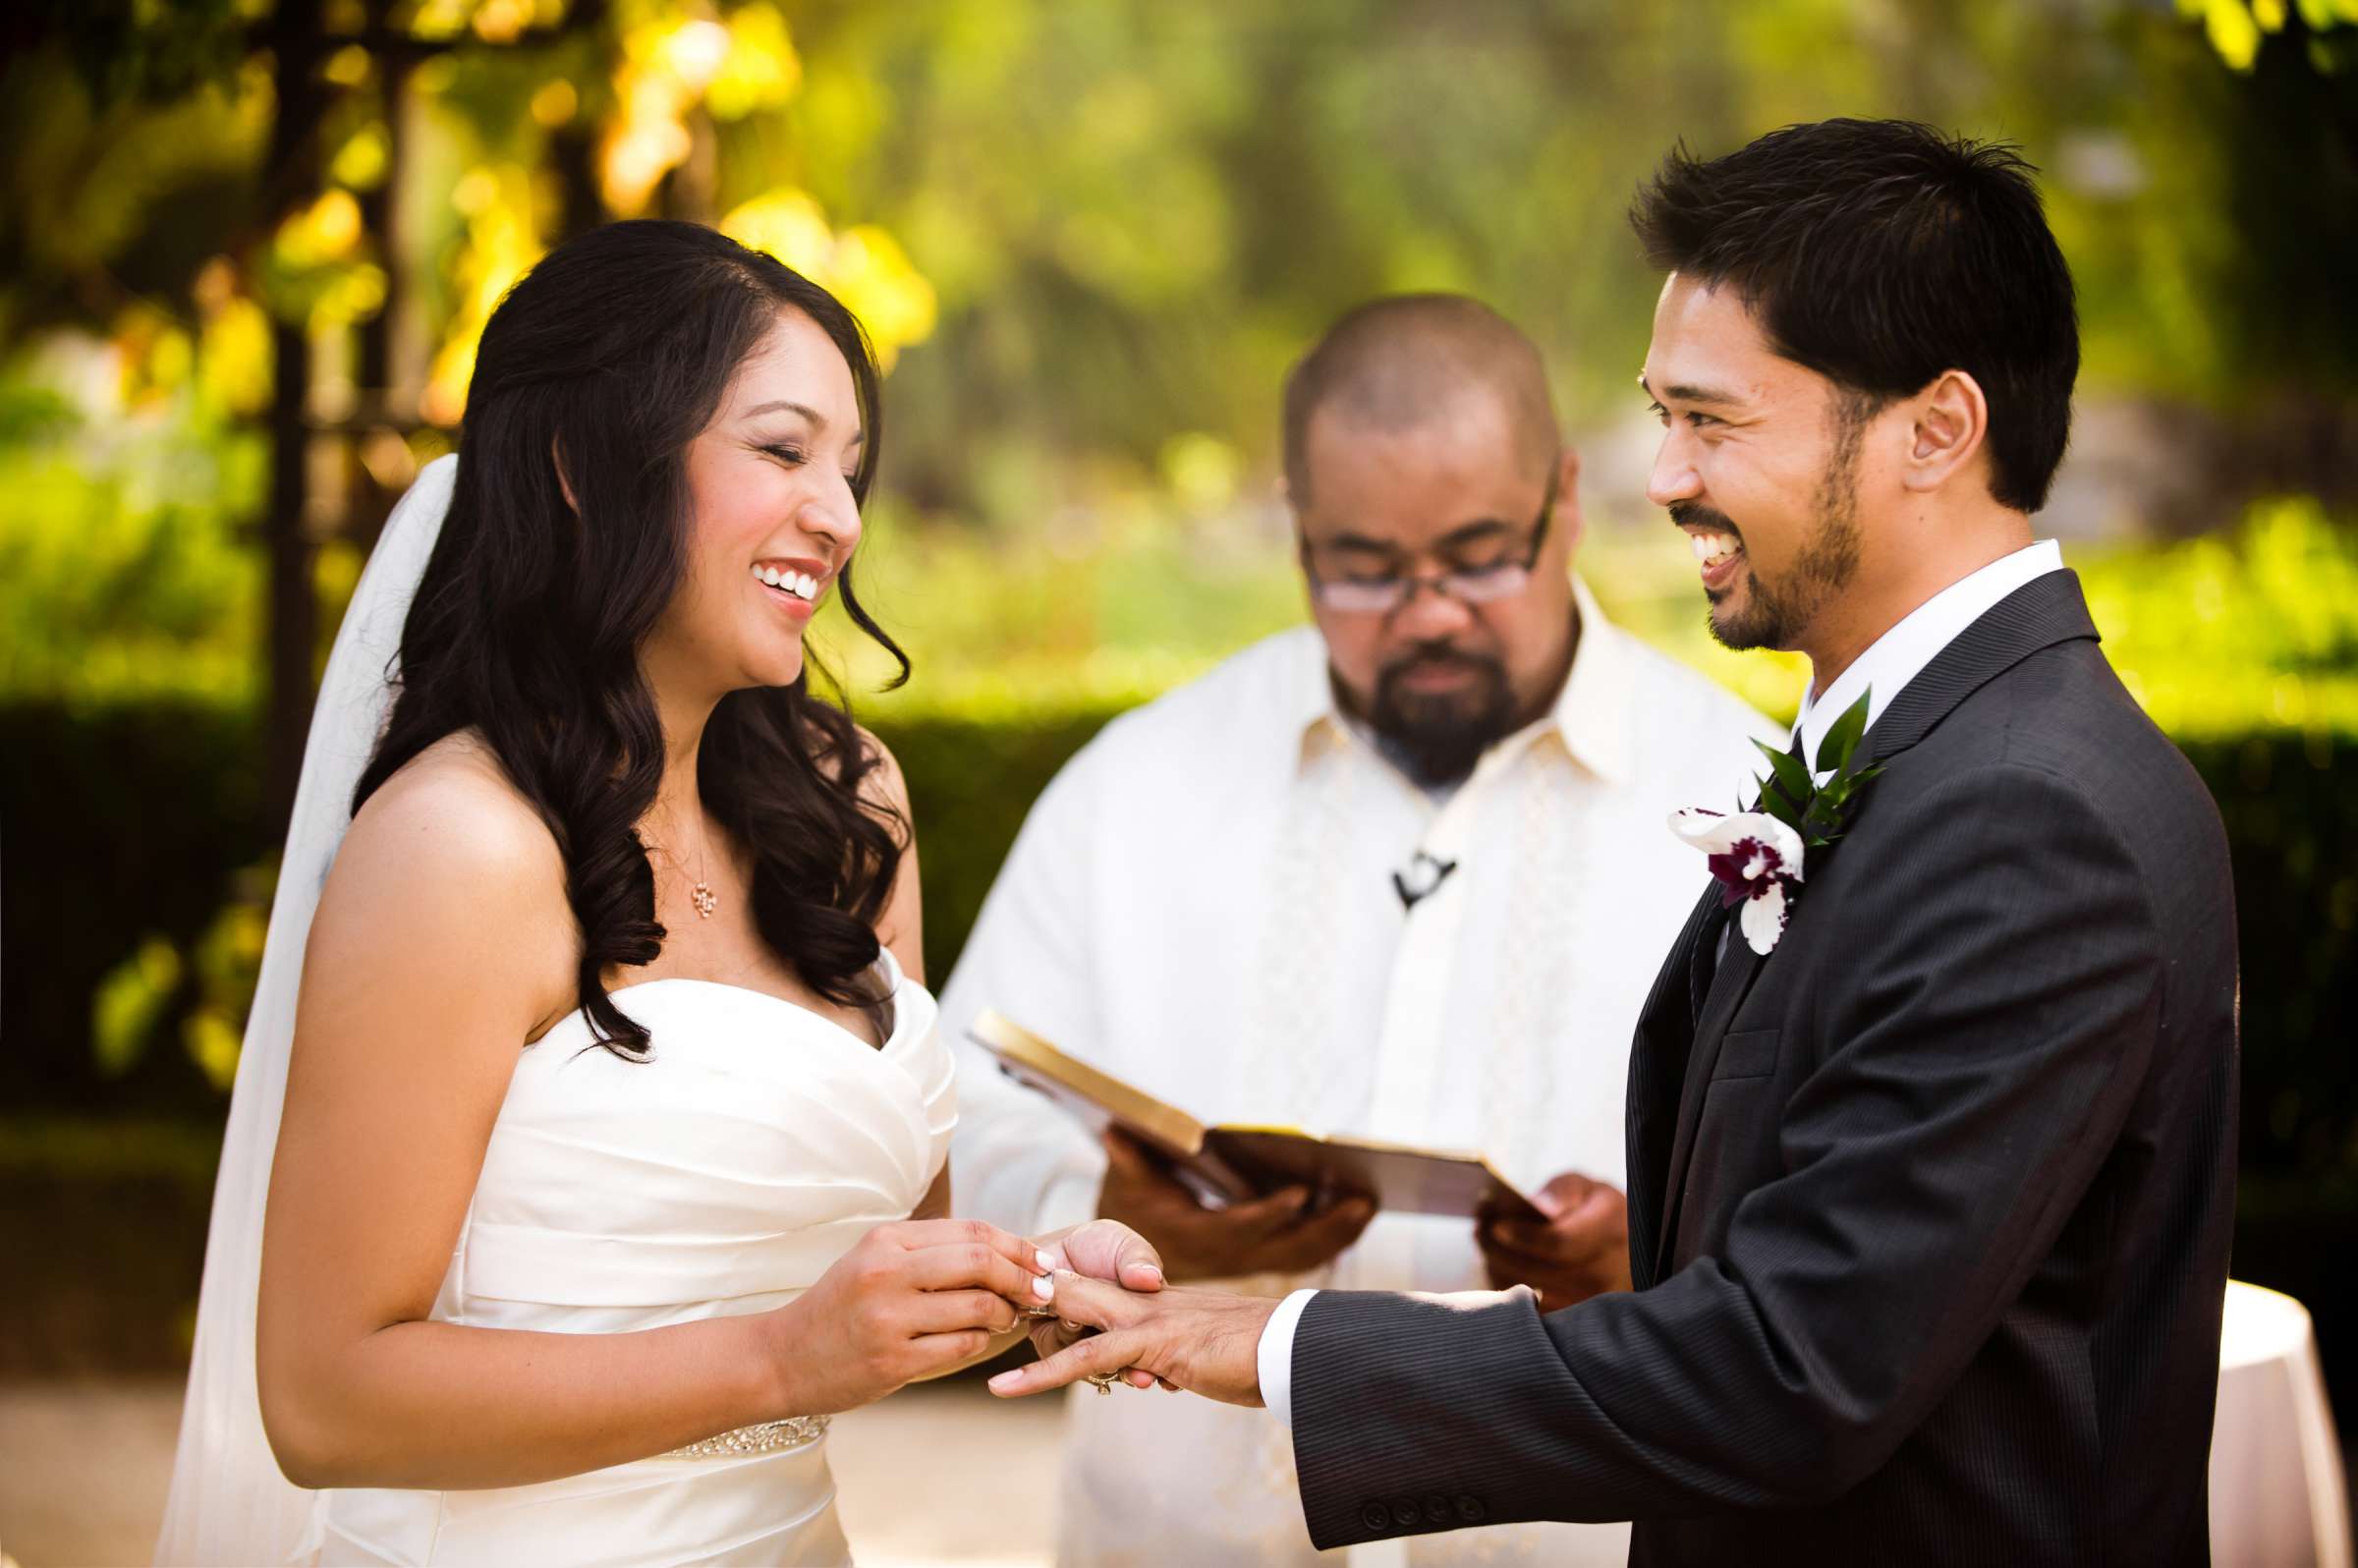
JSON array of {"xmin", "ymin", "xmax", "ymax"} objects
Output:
[{"xmin": 1669, "ymin": 687, "xmax": 1884, "ymax": 956}]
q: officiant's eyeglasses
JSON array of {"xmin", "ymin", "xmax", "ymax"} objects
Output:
[{"xmin": 1301, "ymin": 473, "xmax": 1556, "ymax": 616}]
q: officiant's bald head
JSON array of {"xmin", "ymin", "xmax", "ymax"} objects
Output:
[
  {"xmin": 1281, "ymin": 295, "xmax": 1582, "ymax": 791},
  {"xmin": 1281, "ymin": 294, "xmax": 1561, "ymax": 504}
]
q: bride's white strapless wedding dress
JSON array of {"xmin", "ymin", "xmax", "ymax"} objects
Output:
[{"xmin": 315, "ymin": 951, "xmax": 952, "ymax": 1567}]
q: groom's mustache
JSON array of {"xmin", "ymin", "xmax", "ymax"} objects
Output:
[{"xmin": 1669, "ymin": 501, "xmax": 1743, "ymax": 544}]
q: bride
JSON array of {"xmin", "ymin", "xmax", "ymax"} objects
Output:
[{"xmin": 155, "ymin": 220, "xmax": 1162, "ymax": 1566}]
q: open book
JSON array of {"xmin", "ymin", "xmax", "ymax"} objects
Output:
[{"xmin": 967, "ymin": 1009, "xmax": 1545, "ymax": 1223}]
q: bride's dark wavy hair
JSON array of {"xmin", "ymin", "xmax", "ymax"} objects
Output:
[{"xmin": 354, "ymin": 219, "xmax": 910, "ymax": 1058}]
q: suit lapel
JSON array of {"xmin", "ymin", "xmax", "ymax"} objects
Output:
[
  {"xmin": 1689, "ymin": 900, "xmax": 1731, "ymax": 1021},
  {"xmin": 1623, "ymin": 881, "xmax": 1720, "ymax": 1290},
  {"xmin": 1644, "ymin": 570, "xmax": 2103, "ymax": 1278},
  {"xmin": 1654, "ymin": 912, "xmax": 1769, "ymax": 1275}
]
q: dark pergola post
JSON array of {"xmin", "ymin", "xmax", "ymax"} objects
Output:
[
  {"xmin": 262, "ymin": 0, "xmax": 331, "ymax": 833},
  {"xmin": 259, "ymin": 0, "xmax": 612, "ymax": 831},
  {"xmin": 355, "ymin": 0, "xmax": 407, "ymax": 409}
]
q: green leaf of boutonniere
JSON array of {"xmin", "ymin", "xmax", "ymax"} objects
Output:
[
  {"xmin": 1753, "ymin": 737, "xmax": 1814, "ymax": 819},
  {"xmin": 1816, "ymin": 688, "xmax": 1874, "ymax": 778},
  {"xmin": 1749, "ymin": 687, "xmax": 1884, "ymax": 854}
]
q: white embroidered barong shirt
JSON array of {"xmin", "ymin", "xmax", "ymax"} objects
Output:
[{"xmin": 943, "ymin": 575, "xmax": 1777, "ymax": 1567}]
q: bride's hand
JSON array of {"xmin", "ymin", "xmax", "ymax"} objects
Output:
[{"xmin": 765, "ymin": 1218, "xmax": 1054, "ymax": 1414}]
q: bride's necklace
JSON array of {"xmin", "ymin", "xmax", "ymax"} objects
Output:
[{"xmin": 650, "ymin": 810, "xmax": 718, "ymax": 920}]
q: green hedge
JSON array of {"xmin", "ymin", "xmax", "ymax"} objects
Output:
[
  {"xmin": 5, "ymin": 700, "xmax": 272, "ymax": 1112},
  {"xmin": 3, "ymin": 697, "xmax": 2351, "ymax": 1179},
  {"xmin": 3, "ymin": 695, "xmax": 2355, "ymax": 1396}
]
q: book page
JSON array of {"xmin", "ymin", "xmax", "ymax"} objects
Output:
[
  {"xmin": 966, "ymin": 1012, "xmax": 1541, "ymax": 1220},
  {"xmin": 966, "ymin": 1010, "xmax": 1209, "ymax": 1157},
  {"xmin": 1206, "ymin": 1127, "xmax": 1545, "ymax": 1222}
]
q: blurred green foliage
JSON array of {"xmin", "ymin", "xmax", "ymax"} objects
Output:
[
  {"xmin": 19, "ymin": 379, "xmax": 2352, "ymax": 735},
  {"xmin": 2084, "ymin": 496, "xmax": 2358, "ymax": 737},
  {"xmin": 4, "ymin": 0, "xmax": 2352, "ymax": 716},
  {"xmin": 11, "ymin": 681, "xmax": 2351, "ymax": 1181},
  {"xmin": 785, "ymin": 0, "xmax": 2358, "ymax": 497},
  {"xmin": 2, "ymin": 1, "xmax": 2353, "ymax": 511},
  {"xmin": 2181, "ymin": 0, "xmax": 2358, "ymax": 73},
  {"xmin": 0, "ymin": 319, "xmax": 270, "ymax": 692},
  {"xmin": 91, "ymin": 935, "xmax": 182, "ymax": 1080}
]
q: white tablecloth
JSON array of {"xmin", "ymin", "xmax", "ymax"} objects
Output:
[{"xmin": 2213, "ymin": 1279, "xmax": 2353, "ymax": 1567}]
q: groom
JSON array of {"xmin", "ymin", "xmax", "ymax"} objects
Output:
[{"xmin": 995, "ymin": 119, "xmax": 2239, "ymax": 1565}]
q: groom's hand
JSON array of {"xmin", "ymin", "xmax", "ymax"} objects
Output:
[
  {"xmin": 1032, "ymin": 1215, "xmax": 1176, "ymax": 1390},
  {"xmin": 1037, "ymin": 1216, "xmax": 1167, "ymax": 1294},
  {"xmin": 1095, "ymin": 1129, "xmax": 1376, "ymax": 1281},
  {"xmin": 1477, "ymin": 1170, "xmax": 1633, "ymax": 1310},
  {"xmin": 988, "ymin": 1273, "xmax": 1274, "ymax": 1407}
]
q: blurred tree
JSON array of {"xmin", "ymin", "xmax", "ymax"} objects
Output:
[
  {"xmin": 0, "ymin": 0, "xmax": 946, "ymax": 717},
  {"xmin": 1, "ymin": 0, "xmax": 2352, "ymax": 732},
  {"xmin": 1, "ymin": 0, "xmax": 605, "ymax": 820},
  {"xmin": 746, "ymin": 0, "xmax": 2354, "ymax": 528},
  {"xmin": 2174, "ymin": 0, "xmax": 2358, "ymax": 506}
]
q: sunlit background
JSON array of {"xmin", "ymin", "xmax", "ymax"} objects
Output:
[{"xmin": 1, "ymin": 0, "xmax": 2353, "ymax": 1554}]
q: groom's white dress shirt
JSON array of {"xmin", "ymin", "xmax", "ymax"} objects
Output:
[
  {"xmin": 943, "ymin": 574, "xmax": 1775, "ymax": 1567},
  {"xmin": 1256, "ymin": 538, "xmax": 2069, "ymax": 1436}
]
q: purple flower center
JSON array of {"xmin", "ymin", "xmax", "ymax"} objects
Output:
[{"xmin": 1706, "ymin": 836, "xmax": 1790, "ymax": 909}]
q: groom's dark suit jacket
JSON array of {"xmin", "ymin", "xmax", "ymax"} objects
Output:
[{"xmin": 1288, "ymin": 572, "xmax": 2238, "ymax": 1565}]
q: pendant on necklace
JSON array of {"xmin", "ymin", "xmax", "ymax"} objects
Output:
[{"xmin": 692, "ymin": 881, "xmax": 717, "ymax": 919}]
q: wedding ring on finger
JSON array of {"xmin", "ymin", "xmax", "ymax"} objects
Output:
[{"xmin": 1084, "ymin": 1371, "xmax": 1121, "ymax": 1394}]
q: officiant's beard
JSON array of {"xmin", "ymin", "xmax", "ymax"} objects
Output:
[{"xmin": 1367, "ymin": 645, "xmax": 1516, "ymax": 789}]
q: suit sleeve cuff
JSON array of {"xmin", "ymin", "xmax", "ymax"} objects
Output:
[{"xmin": 1259, "ymin": 1287, "xmax": 1319, "ymax": 1429}]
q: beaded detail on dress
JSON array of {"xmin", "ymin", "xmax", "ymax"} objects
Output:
[{"xmin": 658, "ymin": 1415, "xmax": 830, "ymax": 1460}]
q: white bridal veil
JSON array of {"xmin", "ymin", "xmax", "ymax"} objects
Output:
[{"xmin": 155, "ymin": 454, "xmax": 457, "ymax": 1566}]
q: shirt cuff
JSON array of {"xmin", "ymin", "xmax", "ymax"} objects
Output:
[{"xmin": 1258, "ymin": 1287, "xmax": 1319, "ymax": 1429}]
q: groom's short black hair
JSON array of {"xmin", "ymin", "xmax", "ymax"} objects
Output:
[{"xmin": 1631, "ymin": 118, "xmax": 2078, "ymax": 513}]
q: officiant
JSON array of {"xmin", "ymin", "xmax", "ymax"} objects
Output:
[{"xmin": 940, "ymin": 294, "xmax": 1776, "ymax": 1566}]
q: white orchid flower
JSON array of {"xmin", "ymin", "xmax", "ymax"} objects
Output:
[{"xmin": 1668, "ymin": 808, "xmax": 1808, "ymax": 956}]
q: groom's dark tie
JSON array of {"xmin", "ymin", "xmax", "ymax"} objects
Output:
[{"xmin": 1689, "ymin": 729, "xmax": 1807, "ymax": 1019}]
